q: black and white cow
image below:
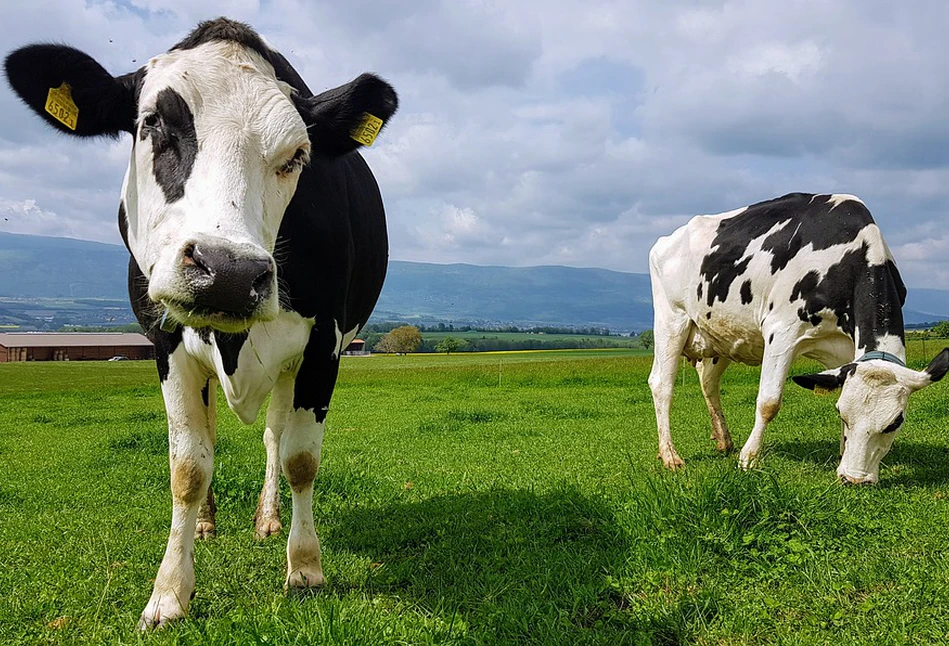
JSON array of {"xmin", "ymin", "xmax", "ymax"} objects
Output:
[
  {"xmin": 648, "ymin": 193, "xmax": 948, "ymax": 483},
  {"xmin": 5, "ymin": 18, "xmax": 397, "ymax": 628}
]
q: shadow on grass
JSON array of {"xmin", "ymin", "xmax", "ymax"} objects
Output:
[
  {"xmin": 772, "ymin": 438, "xmax": 949, "ymax": 486},
  {"xmin": 329, "ymin": 486, "xmax": 710, "ymax": 645}
]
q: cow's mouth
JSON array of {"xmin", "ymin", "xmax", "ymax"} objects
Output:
[{"xmin": 159, "ymin": 300, "xmax": 256, "ymax": 333}]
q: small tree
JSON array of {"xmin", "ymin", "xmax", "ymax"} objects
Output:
[
  {"xmin": 376, "ymin": 325, "xmax": 422, "ymax": 354},
  {"xmin": 639, "ymin": 329, "xmax": 654, "ymax": 350},
  {"xmin": 435, "ymin": 336, "xmax": 466, "ymax": 355},
  {"xmin": 932, "ymin": 321, "xmax": 949, "ymax": 338}
]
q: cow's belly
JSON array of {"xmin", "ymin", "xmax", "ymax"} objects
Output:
[
  {"xmin": 182, "ymin": 311, "xmax": 314, "ymax": 424},
  {"xmin": 684, "ymin": 313, "xmax": 766, "ymax": 365}
]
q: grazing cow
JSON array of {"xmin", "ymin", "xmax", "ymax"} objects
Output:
[
  {"xmin": 5, "ymin": 18, "xmax": 397, "ymax": 628},
  {"xmin": 648, "ymin": 193, "xmax": 948, "ymax": 482}
]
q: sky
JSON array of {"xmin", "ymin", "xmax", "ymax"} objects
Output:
[{"xmin": 2, "ymin": 0, "xmax": 949, "ymax": 288}]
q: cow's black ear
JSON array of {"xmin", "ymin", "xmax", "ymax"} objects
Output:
[
  {"xmin": 792, "ymin": 363, "xmax": 855, "ymax": 392},
  {"xmin": 4, "ymin": 44, "xmax": 140, "ymax": 137},
  {"xmin": 296, "ymin": 73, "xmax": 397, "ymax": 157},
  {"xmin": 926, "ymin": 348, "xmax": 949, "ymax": 383}
]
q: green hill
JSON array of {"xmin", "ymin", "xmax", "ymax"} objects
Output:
[{"xmin": 0, "ymin": 231, "xmax": 945, "ymax": 331}]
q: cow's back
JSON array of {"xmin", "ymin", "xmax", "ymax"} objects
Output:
[{"xmin": 650, "ymin": 193, "xmax": 901, "ymax": 365}]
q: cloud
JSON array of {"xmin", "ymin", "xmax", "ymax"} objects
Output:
[{"xmin": 2, "ymin": 0, "xmax": 949, "ymax": 290}]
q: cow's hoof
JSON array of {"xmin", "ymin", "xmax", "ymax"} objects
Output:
[
  {"xmin": 195, "ymin": 521, "xmax": 216, "ymax": 540},
  {"xmin": 254, "ymin": 516, "xmax": 282, "ymax": 539},
  {"xmin": 138, "ymin": 596, "xmax": 186, "ymax": 630},
  {"xmin": 658, "ymin": 451, "xmax": 685, "ymax": 470},
  {"xmin": 715, "ymin": 440, "xmax": 734, "ymax": 454},
  {"xmin": 285, "ymin": 568, "xmax": 326, "ymax": 590},
  {"xmin": 738, "ymin": 453, "xmax": 758, "ymax": 470}
]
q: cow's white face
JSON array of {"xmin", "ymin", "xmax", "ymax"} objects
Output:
[
  {"xmin": 122, "ymin": 42, "xmax": 310, "ymax": 332},
  {"xmin": 794, "ymin": 350, "xmax": 949, "ymax": 484}
]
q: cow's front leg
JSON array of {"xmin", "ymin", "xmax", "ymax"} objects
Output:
[
  {"xmin": 255, "ymin": 375, "xmax": 294, "ymax": 539},
  {"xmin": 738, "ymin": 344, "xmax": 795, "ymax": 469},
  {"xmin": 139, "ymin": 352, "xmax": 214, "ymax": 629},
  {"xmin": 282, "ymin": 331, "xmax": 340, "ymax": 590}
]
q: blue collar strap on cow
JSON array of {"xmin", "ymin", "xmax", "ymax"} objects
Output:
[
  {"xmin": 856, "ymin": 351, "xmax": 906, "ymax": 367},
  {"xmin": 159, "ymin": 308, "xmax": 178, "ymax": 333}
]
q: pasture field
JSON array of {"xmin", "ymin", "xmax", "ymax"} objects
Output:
[
  {"xmin": 419, "ymin": 330, "xmax": 640, "ymax": 344},
  {"xmin": 2, "ymin": 343, "xmax": 949, "ymax": 644}
]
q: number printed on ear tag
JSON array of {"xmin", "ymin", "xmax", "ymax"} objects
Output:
[
  {"xmin": 45, "ymin": 83, "xmax": 79, "ymax": 131},
  {"xmin": 350, "ymin": 113, "xmax": 383, "ymax": 146}
]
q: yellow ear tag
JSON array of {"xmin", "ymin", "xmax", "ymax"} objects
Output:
[
  {"xmin": 45, "ymin": 83, "xmax": 79, "ymax": 131},
  {"xmin": 350, "ymin": 113, "xmax": 383, "ymax": 146},
  {"xmin": 814, "ymin": 385, "xmax": 831, "ymax": 396}
]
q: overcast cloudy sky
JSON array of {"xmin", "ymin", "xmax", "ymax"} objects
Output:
[{"xmin": 2, "ymin": 1, "xmax": 948, "ymax": 287}]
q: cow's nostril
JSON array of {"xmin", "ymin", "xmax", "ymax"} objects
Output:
[
  {"xmin": 183, "ymin": 243, "xmax": 211, "ymax": 274},
  {"xmin": 252, "ymin": 265, "xmax": 273, "ymax": 299}
]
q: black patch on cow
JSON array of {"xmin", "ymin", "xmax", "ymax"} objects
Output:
[
  {"xmin": 697, "ymin": 282, "xmax": 703, "ymax": 300},
  {"xmin": 195, "ymin": 327, "xmax": 212, "ymax": 344},
  {"xmin": 700, "ymin": 194, "xmax": 876, "ymax": 307},
  {"xmin": 789, "ymin": 243, "xmax": 905, "ymax": 352},
  {"xmin": 740, "ymin": 280, "xmax": 753, "ymax": 305},
  {"xmin": 118, "ymin": 201, "xmax": 129, "ymax": 251},
  {"xmin": 768, "ymin": 333, "xmax": 774, "ymax": 345},
  {"xmin": 706, "ymin": 312, "xmax": 711, "ymax": 319},
  {"xmin": 144, "ymin": 87, "xmax": 197, "ymax": 203},
  {"xmin": 926, "ymin": 348, "xmax": 949, "ymax": 383},
  {"xmin": 122, "ymin": 248, "xmax": 181, "ymax": 382},
  {"xmin": 792, "ymin": 362, "xmax": 856, "ymax": 392},
  {"xmin": 293, "ymin": 324, "xmax": 341, "ymax": 423},
  {"xmin": 769, "ymin": 302, "xmax": 774, "ymax": 311},
  {"xmin": 881, "ymin": 413, "xmax": 904, "ymax": 434},
  {"xmin": 201, "ymin": 379, "xmax": 210, "ymax": 407},
  {"xmin": 214, "ymin": 331, "xmax": 247, "ymax": 376}
]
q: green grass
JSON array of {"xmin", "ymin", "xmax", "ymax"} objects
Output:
[{"xmin": 2, "ymin": 343, "xmax": 949, "ymax": 644}]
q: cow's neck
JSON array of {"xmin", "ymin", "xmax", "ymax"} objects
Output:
[{"xmin": 851, "ymin": 263, "xmax": 906, "ymax": 362}]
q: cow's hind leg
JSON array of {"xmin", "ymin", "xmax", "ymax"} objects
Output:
[
  {"xmin": 738, "ymin": 345, "xmax": 795, "ymax": 470},
  {"xmin": 255, "ymin": 375, "xmax": 294, "ymax": 538},
  {"xmin": 140, "ymin": 352, "xmax": 213, "ymax": 629},
  {"xmin": 195, "ymin": 378, "xmax": 217, "ymax": 540},
  {"xmin": 697, "ymin": 357, "xmax": 733, "ymax": 452},
  {"xmin": 648, "ymin": 313, "xmax": 691, "ymax": 469},
  {"xmin": 282, "ymin": 328, "xmax": 340, "ymax": 590}
]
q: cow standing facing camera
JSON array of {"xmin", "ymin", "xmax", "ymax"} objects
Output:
[
  {"xmin": 5, "ymin": 18, "xmax": 397, "ymax": 628},
  {"xmin": 647, "ymin": 192, "xmax": 948, "ymax": 483}
]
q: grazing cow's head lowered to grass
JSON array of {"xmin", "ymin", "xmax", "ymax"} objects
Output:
[
  {"xmin": 4, "ymin": 22, "xmax": 396, "ymax": 333},
  {"xmin": 793, "ymin": 350, "xmax": 949, "ymax": 484}
]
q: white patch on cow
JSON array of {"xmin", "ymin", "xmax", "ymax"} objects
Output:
[
  {"xmin": 331, "ymin": 322, "xmax": 360, "ymax": 359},
  {"xmin": 183, "ymin": 310, "xmax": 313, "ymax": 424},
  {"xmin": 122, "ymin": 41, "xmax": 310, "ymax": 329},
  {"xmin": 827, "ymin": 193, "xmax": 865, "ymax": 210}
]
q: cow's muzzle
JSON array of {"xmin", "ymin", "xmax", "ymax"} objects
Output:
[{"xmin": 179, "ymin": 239, "xmax": 274, "ymax": 319}]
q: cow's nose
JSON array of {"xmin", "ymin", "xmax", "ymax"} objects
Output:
[
  {"xmin": 839, "ymin": 473, "xmax": 875, "ymax": 486},
  {"xmin": 182, "ymin": 242, "xmax": 274, "ymax": 315}
]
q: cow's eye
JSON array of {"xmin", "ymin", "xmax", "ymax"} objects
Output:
[
  {"xmin": 141, "ymin": 112, "xmax": 161, "ymax": 132},
  {"xmin": 278, "ymin": 147, "xmax": 309, "ymax": 176}
]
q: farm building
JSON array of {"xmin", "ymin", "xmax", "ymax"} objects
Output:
[
  {"xmin": 0, "ymin": 332, "xmax": 154, "ymax": 362},
  {"xmin": 343, "ymin": 339, "xmax": 370, "ymax": 356}
]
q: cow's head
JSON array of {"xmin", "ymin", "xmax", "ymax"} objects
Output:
[
  {"xmin": 4, "ymin": 18, "xmax": 397, "ymax": 333},
  {"xmin": 793, "ymin": 348, "xmax": 949, "ymax": 484}
]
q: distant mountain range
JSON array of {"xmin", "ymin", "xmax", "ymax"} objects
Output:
[{"xmin": 0, "ymin": 231, "xmax": 946, "ymax": 331}]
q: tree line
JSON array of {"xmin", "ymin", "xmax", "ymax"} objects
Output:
[{"xmin": 369, "ymin": 325, "xmax": 655, "ymax": 354}]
